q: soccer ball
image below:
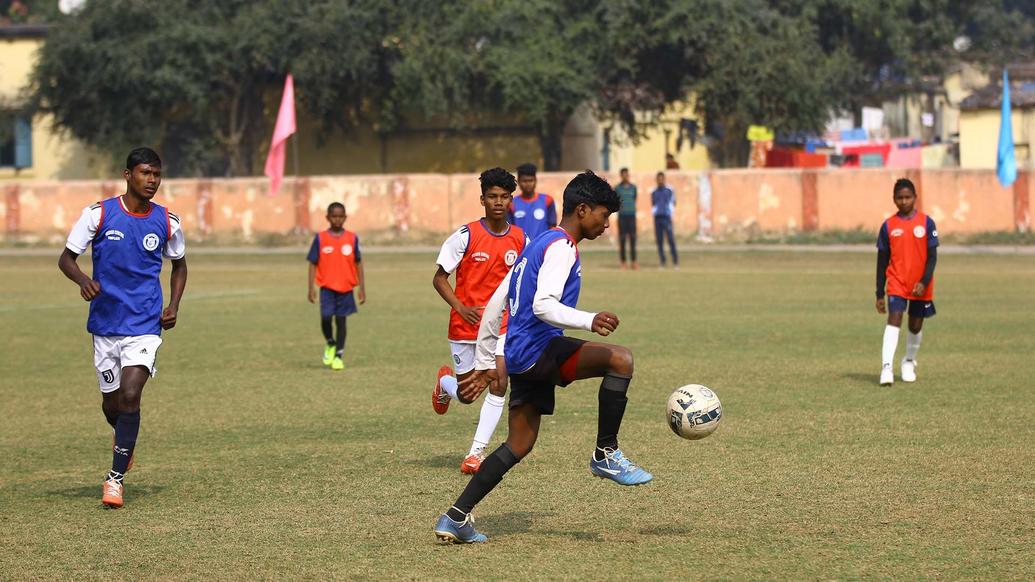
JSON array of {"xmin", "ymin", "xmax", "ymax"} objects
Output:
[{"xmin": 666, "ymin": 384, "xmax": 722, "ymax": 440}]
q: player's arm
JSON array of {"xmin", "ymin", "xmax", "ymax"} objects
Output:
[
  {"xmin": 355, "ymin": 235, "xmax": 366, "ymax": 304},
  {"xmin": 307, "ymin": 234, "xmax": 320, "ymax": 303},
  {"xmin": 875, "ymin": 223, "xmax": 890, "ymax": 313},
  {"xmin": 546, "ymin": 197, "xmax": 557, "ymax": 228},
  {"xmin": 913, "ymin": 218, "xmax": 939, "ymax": 296},
  {"xmin": 59, "ymin": 248, "xmax": 101, "ymax": 301},
  {"xmin": 433, "ymin": 267, "xmax": 482, "ymax": 325},
  {"xmin": 532, "ymin": 241, "xmax": 618, "ymax": 336},
  {"xmin": 432, "ymin": 227, "xmax": 481, "ymax": 325},
  {"xmin": 162, "ymin": 257, "xmax": 188, "ymax": 330},
  {"xmin": 59, "ymin": 205, "xmax": 101, "ymax": 301},
  {"xmin": 161, "ymin": 220, "xmax": 188, "ymax": 330}
]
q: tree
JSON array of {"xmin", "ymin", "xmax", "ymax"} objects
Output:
[{"xmin": 29, "ymin": 0, "xmax": 387, "ymax": 177}]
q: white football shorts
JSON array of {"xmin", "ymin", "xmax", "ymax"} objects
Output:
[
  {"xmin": 93, "ymin": 334, "xmax": 163, "ymax": 393},
  {"xmin": 449, "ymin": 334, "xmax": 505, "ymax": 376}
]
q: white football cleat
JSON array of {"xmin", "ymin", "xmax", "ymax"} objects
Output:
[
  {"xmin": 880, "ymin": 364, "xmax": 894, "ymax": 386},
  {"xmin": 901, "ymin": 359, "xmax": 917, "ymax": 382}
]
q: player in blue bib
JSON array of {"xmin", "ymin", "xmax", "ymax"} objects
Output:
[
  {"xmin": 59, "ymin": 148, "xmax": 188, "ymax": 509},
  {"xmin": 507, "ymin": 162, "xmax": 557, "ymax": 241},
  {"xmin": 434, "ymin": 171, "xmax": 652, "ymax": 544}
]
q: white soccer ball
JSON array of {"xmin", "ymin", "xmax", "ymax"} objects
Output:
[{"xmin": 666, "ymin": 384, "xmax": 722, "ymax": 440}]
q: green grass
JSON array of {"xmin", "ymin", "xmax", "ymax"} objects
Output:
[{"xmin": 1, "ymin": 250, "xmax": 1033, "ymax": 580}]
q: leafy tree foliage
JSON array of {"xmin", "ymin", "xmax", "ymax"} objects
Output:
[{"xmin": 26, "ymin": 0, "xmax": 1035, "ymax": 174}]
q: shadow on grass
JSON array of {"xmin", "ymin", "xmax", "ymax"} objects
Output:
[
  {"xmin": 841, "ymin": 372, "xmax": 879, "ymax": 386},
  {"xmin": 403, "ymin": 454, "xmax": 458, "ymax": 469},
  {"xmin": 478, "ymin": 511, "xmax": 603, "ymax": 542},
  {"xmin": 46, "ymin": 484, "xmax": 166, "ymax": 501}
]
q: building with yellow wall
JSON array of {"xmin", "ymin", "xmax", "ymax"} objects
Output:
[
  {"xmin": 959, "ymin": 71, "xmax": 1035, "ymax": 170},
  {"xmin": 1, "ymin": 25, "xmax": 110, "ymax": 181}
]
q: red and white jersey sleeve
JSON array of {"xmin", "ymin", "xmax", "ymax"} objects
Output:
[{"xmin": 436, "ymin": 226, "xmax": 470, "ymax": 274}]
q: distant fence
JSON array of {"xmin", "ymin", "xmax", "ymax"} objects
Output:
[{"xmin": 1, "ymin": 169, "xmax": 1030, "ymax": 242}]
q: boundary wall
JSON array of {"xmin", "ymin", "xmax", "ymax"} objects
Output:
[{"xmin": 2, "ymin": 169, "xmax": 1030, "ymax": 241}]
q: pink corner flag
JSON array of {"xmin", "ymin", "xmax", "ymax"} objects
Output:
[{"xmin": 264, "ymin": 74, "xmax": 296, "ymax": 196}]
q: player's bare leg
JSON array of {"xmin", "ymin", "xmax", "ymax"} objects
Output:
[
  {"xmin": 902, "ymin": 315, "xmax": 925, "ymax": 382},
  {"xmin": 103, "ymin": 365, "xmax": 148, "ymax": 508},
  {"xmin": 462, "ymin": 356, "xmax": 509, "ymax": 474},
  {"xmin": 570, "ymin": 342, "xmax": 652, "ymax": 485}
]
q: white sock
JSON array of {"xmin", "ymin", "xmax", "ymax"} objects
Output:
[
  {"xmin": 882, "ymin": 325, "xmax": 900, "ymax": 367},
  {"xmin": 440, "ymin": 375, "xmax": 458, "ymax": 400},
  {"xmin": 469, "ymin": 394, "xmax": 505, "ymax": 456},
  {"xmin": 904, "ymin": 331, "xmax": 922, "ymax": 361}
]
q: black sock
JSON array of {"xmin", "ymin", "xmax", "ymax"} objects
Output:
[
  {"xmin": 103, "ymin": 408, "xmax": 119, "ymax": 429},
  {"xmin": 321, "ymin": 317, "xmax": 334, "ymax": 344},
  {"xmin": 449, "ymin": 443, "xmax": 520, "ymax": 518},
  {"xmin": 111, "ymin": 410, "xmax": 140, "ymax": 475},
  {"xmin": 596, "ymin": 373, "xmax": 631, "ymax": 454},
  {"xmin": 335, "ymin": 315, "xmax": 347, "ymax": 354}
]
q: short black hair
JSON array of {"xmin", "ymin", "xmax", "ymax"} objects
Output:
[
  {"xmin": 656, "ymin": 171, "xmax": 665, "ymax": 178},
  {"xmin": 327, "ymin": 202, "xmax": 346, "ymax": 214},
  {"xmin": 562, "ymin": 171, "xmax": 620, "ymax": 216},
  {"xmin": 893, "ymin": 178, "xmax": 916, "ymax": 196},
  {"xmin": 126, "ymin": 147, "xmax": 161, "ymax": 170},
  {"xmin": 619, "ymin": 167, "xmax": 629, "ymax": 173},
  {"xmin": 479, "ymin": 167, "xmax": 517, "ymax": 195},
  {"xmin": 516, "ymin": 163, "xmax": 537, "ymax": 177}
]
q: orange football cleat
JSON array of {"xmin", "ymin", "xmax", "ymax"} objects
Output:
[
  {"xmin": 102, "ymin": 479, "xmax": 124, "ymax": 508},
  {"xmin": 432, "ymin": 365, "xmax": 453, "ymax": 415},
  {"xmin": 460, "ymin": 453, "xmax": 485, "ymax": 475}
]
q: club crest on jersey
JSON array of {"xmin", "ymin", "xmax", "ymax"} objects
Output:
[
  {"xmin": 322, "ymin": 246, "xmax": 334, "ymax": 254},
  {"xmin": 341, "ymin": 244, "xmax": 353, "ymax": 256},
  {"xmin": 471, "ymin": 251, "xmax": 490, "ymax": 262},
  {"xmin": 913, "ymin": 225, "xmax": 926, "ymax": 238},
  {"xmin": 104, "ymin": 229, "xmax": 125, "ymax": 241},
  {"xmin": 533, "ymin": 208, "xmax": 546, "ymax": 220},
  {"xmin": 504, "ymin": 250, "xmax": 518, "ymax": 266},
  {"xmin": 142, "ymin": 233, "xmax": 160, "ymax": 251},
  {"xmin": 890, "ymin": 228, "xmax": 904, "ymax": 237},
  {"xmin": 514, "ymin": 210, "xmax": 527, "ymax": 219}
]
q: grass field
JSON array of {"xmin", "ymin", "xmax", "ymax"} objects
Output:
[{"xmin": 2, "ymin": 249, "xmax": 1033, "ymax": 580}]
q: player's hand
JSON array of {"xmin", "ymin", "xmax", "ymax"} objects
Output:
[
  {"xmin": 357, "ymin": 288, "xmax": 366, "ymax": 305},
  {"xmin": 308, "ymin": 287, "xmax": 316, "ymax": 304},
  {"xmin": 456, "ymin": 304, "xmax": 485, "ymax": 326},
  {"xmin": 79, "ymin": 279, "xmax": 101, "ymax": 302},
  {"xmin": 876, "ymin": 298, "xmax": 886, "ymax": 314},
  {"xmin": 591, "ymin": 311, "xmax": 620, "ymax": 336},
  {"xmin": 912, "ymin": 282, "xmax": 926, "ymax": 297},
  {"xmin": 458, "ymin": 369, "xmax": 496, "ymax": 402},
  {"xmin": 160, "ymin": 305, "xmax": 178, "ymax": 330}
]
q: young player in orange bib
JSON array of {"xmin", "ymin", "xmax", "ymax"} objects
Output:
[
  {"xmin": 432, "ymin": 168, "xmax": 527, "ymax": 474},
  {"xmin": 875, "ymin": 178, "xmax": 938, "ymax": 386},
  {"xmin": 307, "ymin": 202, "xmax": 366, "ymax": 371}
]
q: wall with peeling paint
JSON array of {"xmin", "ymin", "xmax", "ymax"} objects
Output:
[{"xmin": 2, "ymin": 169, "xmax": 1030, "ymax": 243}]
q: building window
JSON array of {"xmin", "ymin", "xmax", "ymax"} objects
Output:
[{"xmin": 0, "ymin": 114, "xmax": 32, "ymax": 169}]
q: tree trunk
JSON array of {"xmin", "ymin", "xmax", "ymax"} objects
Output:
[{"xmin": 539, "ymin": 113, "xmax": 567, "ymax": 171}]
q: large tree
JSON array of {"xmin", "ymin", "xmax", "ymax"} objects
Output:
[
  {"xmin": 29, "ymin": 0, "xmax": 387, "ymax": 177},
  {"xmin": 27, "ymin": 0, "xmax": 1035, "ymax": 173}
]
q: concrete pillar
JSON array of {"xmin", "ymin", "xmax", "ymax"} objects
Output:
[
  {"xmin": 801, "ymin": 170, "xmax": 819, "ymax": 231},
  {"xmin": 1015, "ymin": 170, "xmax": 1031, "ymax": 232}
]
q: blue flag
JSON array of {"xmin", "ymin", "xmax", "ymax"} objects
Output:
[{"xmin": 997, "ymin": 70, "xmax": 1017, "ymax": 187}]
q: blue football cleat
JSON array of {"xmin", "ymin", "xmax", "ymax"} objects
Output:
[
  {"xmin": 434, "ymin": 512, "xmax": 488, "ymax": 544},
  {"xmin": 589, "ymin": 448, "xmax": 653, "ymax": 486}
]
